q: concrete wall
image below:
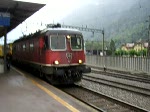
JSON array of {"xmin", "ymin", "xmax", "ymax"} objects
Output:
[{"xmin": 86, "ymin": 55, "xmax": 150, "ymax": 74}]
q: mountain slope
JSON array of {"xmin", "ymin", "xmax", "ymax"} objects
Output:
[{"xmin": 60, "ymin": 0, "xmax": 150, "ymax": 47}]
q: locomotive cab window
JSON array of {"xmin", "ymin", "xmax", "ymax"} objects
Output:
[
  {"xmin": 29, "ymin": 43, "xmax": 34, "ymax": 51},
  {"xmin": 50, "ymin": 35, "xmax": 66, "ymax": 50},
  {"xmin": 22, "ymin": 44, "xmax": 26, "ymax": 51},
  {"xmin": 71, "ymin": 35, "xmax": 82, "ymax": 50}
]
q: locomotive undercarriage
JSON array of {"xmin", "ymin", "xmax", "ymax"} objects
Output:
[
  {"xmin": 42, "ymin": 66, "xmax": 84, "ymax": 85},
  {"xmin": 12, "ymin": 60, "xmax": 89, "ymax": 85}
]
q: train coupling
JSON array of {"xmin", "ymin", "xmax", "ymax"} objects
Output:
[
  {"xmin": 82, "ymin": 66, "xmax": 91, "ymax": 73},
  {"xmin": 67, "ymin": 70, "xmax": 71, "ymax": 77}
]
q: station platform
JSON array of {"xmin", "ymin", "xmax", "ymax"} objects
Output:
[{"xmin": 0, "ymin": 67, "xmax": 97, "ymax": 112}]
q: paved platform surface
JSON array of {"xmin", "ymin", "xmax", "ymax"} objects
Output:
[{"xmin": 0, "ymin": 67, "xmax": 98, "ymax": 112}]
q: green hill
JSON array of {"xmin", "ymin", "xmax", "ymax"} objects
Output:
[{"xmin": 60, "ymin": 0, "xmax": 150, "ymax": 48}]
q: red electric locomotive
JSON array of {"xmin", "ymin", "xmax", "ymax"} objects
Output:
[{"xmin": 12, "ymin": 24, "xmax": 91, "ymax": 84}]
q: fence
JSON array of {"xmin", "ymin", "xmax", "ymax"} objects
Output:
[{"xmin": 86, "ymin": 55, "xmax": 150, "ymax": 74}]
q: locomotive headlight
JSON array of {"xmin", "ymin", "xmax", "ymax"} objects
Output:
[
  {"xmin": 79, "ymin": 59, "xmax": 82, "ymax": 64},
  {"xmin": 54, "ymin": 60, "xmax": 59, "ymax": 65},
  {"xmin": 67, "ymin": 35, "xmax": 71, "ymax": 39}
]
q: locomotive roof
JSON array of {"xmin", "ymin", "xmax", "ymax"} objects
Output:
[
  {"xmin": 43, "ymin": 28, "xmax": 82, "ymax": 35},
  {"xmin": 14, "ymin": 28, "xmax": 83, "ymax": 43}
]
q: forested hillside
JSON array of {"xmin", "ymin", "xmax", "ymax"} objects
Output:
[{"xmin": 60, "ymin": 0, "xmax": 150, "ymax": 48}]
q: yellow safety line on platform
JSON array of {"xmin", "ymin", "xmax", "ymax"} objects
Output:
[
  {"xmin": 31, "ymin": 80, "xmax": 80, "ymax": 112},
  {"xmin": 12, "ymin": 67, "xmax": 80, "ymax": 112}
]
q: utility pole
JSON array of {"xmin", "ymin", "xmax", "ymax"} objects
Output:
[
  {"xmin": 147, "ymin": 16, "xmax": 150, "ymax": 57},
  {"xmin": 4, "ymin": 27, "xmax": 7, "ymax": 72},
  {"xmin": 148, "ymin": 16, "xmax": 150, "ymax": 57},
  {"xmin": 102, "ymin": 29, "xmax": 104, "ymax": 56}
]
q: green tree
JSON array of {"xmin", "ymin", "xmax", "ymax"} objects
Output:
[
  {"xmin": 109, "ymin": 39, "xmax": 116, "ymax": 56},
  {"xmin": 115, "ymin": 49, "xmax": 126, "ymax": 56},
  {"xmin": 128, "ymin": 49, "xmax": 136, "ymax": 56},
  {"xmin": 138, "ymin": 49, "xmax": 147, "ymax": 57}
]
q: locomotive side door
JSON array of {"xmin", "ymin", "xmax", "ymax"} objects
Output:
[
  {"xmin": 39, "ymin": 36, "xmax": 49, "ymax": 63},
  {"xmin": 39, "ymin": 36, "xmax": 45, "ymax": 63}
]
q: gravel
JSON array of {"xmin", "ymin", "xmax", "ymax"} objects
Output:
[{"xmin": 81, "ymin": 74, "xmax": 150, "ymax": 111}]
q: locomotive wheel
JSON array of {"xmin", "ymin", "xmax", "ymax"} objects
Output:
[
  {"xmin": 39, "ymin": 70, "xmax": 44, "ymax": 78},
  {"xmin": 45, "ymin": 74, "xmax": 54, "ymax": 84}
]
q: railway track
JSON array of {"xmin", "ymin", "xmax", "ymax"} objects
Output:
[
  {"xmin": 58, "ymin": 85, "xmax": 148, "ymax": 112},
  {"xmin": 89, "ymin": 65, "xmax": 150, "ymax": 83},
  {"xmin": 82, "ymin": 73, "xmax": 150, "ymax": 96},
  {"xmin": 80, "ymin": 66, "xmax": 150, "ymax": 111}
]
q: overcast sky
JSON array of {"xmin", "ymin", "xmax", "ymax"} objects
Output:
[
  {"xmin": 0, "ymin": 0, "xmax": 121, "ymax": 44},
  {"xmin": 1, "ymin": 0, "xmax": 91, "ymax": 44},
  {"xmin": 0, "ymin": 0, "xmax": 141, "ymax": 44}
]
